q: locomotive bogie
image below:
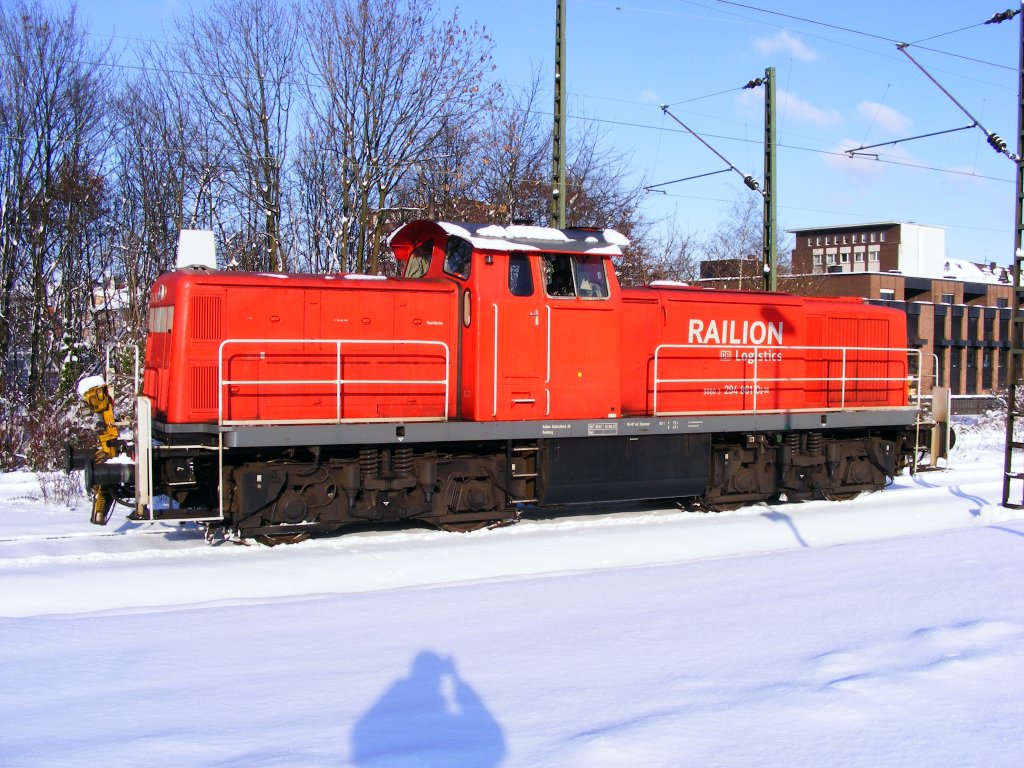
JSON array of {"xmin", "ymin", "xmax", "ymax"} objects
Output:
[
  {"xmin": 703, "ymin": 429, "xmax": 907, "ymax": 509},
  {"xmin": 194, "ymin": 444, "xmax": 521, "ymax": 536}
]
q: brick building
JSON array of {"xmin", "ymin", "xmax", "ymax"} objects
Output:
[
  {"xmin": 697, "ymin": 222, "xmax": 1013, "ymax": 396},
  {"xmin": 790, "ymin": 221, "xmax": 947, "ymax": 277}
]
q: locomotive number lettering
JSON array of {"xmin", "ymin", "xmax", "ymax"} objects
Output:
[{"xmin": 723, "ymin": 384, "xmax": 770, "ymax": 396}]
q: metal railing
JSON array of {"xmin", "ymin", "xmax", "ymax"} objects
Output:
[
  {"xmin": 217, "ymin": 338, "xmax": 451, "ymax": 426},
  {"xmin": 652, "ymin": 343, "xmax": 922, "ymax": 416}
]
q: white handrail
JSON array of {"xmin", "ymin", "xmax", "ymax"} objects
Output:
[
  {"xmin": 652, "ymin": 343, "xmax": 921, "ymax": 417},
  {"xmin": 217, "ymin": 338, "xmax": 450, "ymax": 426}
]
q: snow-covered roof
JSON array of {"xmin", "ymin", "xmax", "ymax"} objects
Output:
[
  {"xmin": 394, "ymin": 221, "xmax": 630, "ymax": 256},
  {"xmin": 91, "ymin": 284, "xmax": 131, "ymax": 311},
  {"xmin": 941, "ymin": 258, "xmax": 1011, "ymax": 284}
]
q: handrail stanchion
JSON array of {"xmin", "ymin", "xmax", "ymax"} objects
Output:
[
  {"xmin": 335, "ymin": 340, "xmax": 343, "ymax": 422},
  {"xmin": 217, "ymin": 338, "xmax": 451, "ymax": 426},
  {"xmin": 645, "ymin": 343, "xmax": 918, "ymax": 418}
]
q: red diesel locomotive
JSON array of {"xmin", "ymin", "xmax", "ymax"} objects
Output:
[{"xmin": 78, "ymin": 220, "xmax": 930, "ymax": 540}]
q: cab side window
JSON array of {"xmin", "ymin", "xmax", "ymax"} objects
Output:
[
  {"xmin": 543, "ymin": 254, "xmax": 575, "ymax": 297},
  {"xmin": 576, "ymin": 256, "xmax": 609, "ymax": 299},
  {"xmin": 444, "ymin": 236, "xmax": 473, "ymax": 280},
  {"xmin": 404, "ymin": 239, "xmax": 433, "ymax": 278},
  {"xmin": 508, "ymin": 253, "xmax": 534, "ymax": 296}
]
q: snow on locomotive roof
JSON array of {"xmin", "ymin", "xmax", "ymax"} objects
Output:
[
  {"xmin": 474, "ymin": 223, "xmax": 569, "ymax": 242},
  {"xmin": 434, "ymin": 221, "xmax": 629, "ymax": 255}
]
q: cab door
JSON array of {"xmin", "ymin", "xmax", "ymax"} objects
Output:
[{"xmin": 496, "ymin": 252, "xmax": 548, "ymax": 419}]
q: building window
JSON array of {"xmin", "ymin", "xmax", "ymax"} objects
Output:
[
  {"xmin": 879, "ymin": 288, "xmax": 895, "ymax": 300},
  {"xmin": 813, "ymin": 254, "xmax": 822, "ymax": 266},
  {"xmin": 816, "ymin": 236, "xmax": 822, "ymax": 246},
  {"xmin": 827, "ymin": 254, "xmax": 836, "ymax": 265},
  {"xmin": 880, "ymin": 231, "xmax": 886, "ymax": 242},
  {"xmin": 870, "ymin": 232, "xmax": 876, "ymax": 243},
  {"xmin": 842, "ymin": 234, "xmax": 848, "ymax": 244},
  {"xmin": 941, "ymin": 292, "xmax": 954, "ymax": 304},
  {"xmin": 998, "ymin": 297, "xmax": 1009, "ymax": 308},
  {"xmin": 869, "ymin": 251, "xmax": 879, "ymax": 262},
  {"xmin": 854, "ymin": 252, "xmax": 864, "ymax": 262},
  {"xmin": 840, "ymin": 252, "xmax": 849, "ymax": 263}
]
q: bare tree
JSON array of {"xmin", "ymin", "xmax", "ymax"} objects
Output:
[
  {"xmin": 294, "ymin": 123, "xmax": 350, "ymax": 273},
  {"xmin": 701, "ymin": 193, "xmax": 793, "ymax": 288},
  {"xmin": 172, "ymin": 0, "xmax": 299, "ymax": 271},
  {"xmin": 393, "ymin": 114, "xmax": 484, "ymax": 225},
  {"xmin": 304, "ymin": 0, "xmax": 494, "ymax": 273},
  {"xmin": 615, "ymin": 220, "xmax": 700, "ymax": 287},
  {"xmin": 701, "ymin": 194, "xmax": 764, "ymax": 263},
  {"xmin": 475, "ymin": 73, "xmax": 548, "ymax": 224},
  {"xmin": 472, "ymin": 70, "xmax": 654, "ymax": 250},
  {"xmin": 0, "ymin": 1, "xmax": 110, "ymax": 466},
  {"xmin": 108, "ymin": 57, "xmax": 212, "ymax": 346}
]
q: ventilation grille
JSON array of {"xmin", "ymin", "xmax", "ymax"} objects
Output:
[
  {"xmin": 191, "ymin": 364, "xmax": 218, "ymax": 412},
  {"xmin": 190, "ymin": 295, "xmax": 222, "ymax": 341}
]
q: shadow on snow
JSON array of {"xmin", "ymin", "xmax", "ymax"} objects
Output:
[{"xmin": 351, "ymin": 650, "xmax": 506, "ymax": 767}]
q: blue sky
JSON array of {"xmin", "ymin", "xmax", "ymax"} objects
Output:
[{"xmin": 67, "ymin": 0, "xmax": 1023, "ymax": 264}]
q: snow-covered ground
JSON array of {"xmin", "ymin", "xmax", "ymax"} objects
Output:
[{"xmin": 2, "ymin": 421, "xmax": 1023, "ymax": 767}]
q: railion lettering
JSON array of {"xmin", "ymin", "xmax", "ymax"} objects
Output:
[{"xmin": 687, "ymin": 319, "xmax": 784, "ymax": 346}]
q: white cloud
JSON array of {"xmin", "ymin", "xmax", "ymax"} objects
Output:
[
  {"xmin": 737, "ymin": 88, "xmax": 841, "ymax": 126},
  {"xmin": 822, "ymin": 139, "xmax": 885, "ymax": 176},
  {"xmin": 857, "ymin": 101, "xmax": 912, "ymax": 134},
  {"xmin": 639, "ymin": 89, "xmax": 660, "ymax": 104},
  {"xmin": 778, "ymin": 90, "xmax": 842, "ymax": 126},
  {"xmin": 753, "ymin": 30, "xmax": 817, "ymax": 61},
  {"xmin": 821, "ymin": 139, "xmax": 921, "ymax": 180}
]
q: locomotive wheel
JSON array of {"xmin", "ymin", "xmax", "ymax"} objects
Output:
[
  {"xmin": 696, "ymin": 497, "xmax": 747, "ymax": 512},
  {"xmin": 436, "ymin": 520, "xmax": 494, "ymax": 533},
  {"xmin": 707, "ymin": 501, "xmax": 745, "ymax": 512},
  {"xmin": 435, "ymin": 515, "xmax": 519, "ymax": 533},
  {"xmin": 254, "ymin": 533, "xmax": 312, "ymax": 546},
  {"xmin": 824, "ymin": 490, "xmax": 861, "ymax": 502}
]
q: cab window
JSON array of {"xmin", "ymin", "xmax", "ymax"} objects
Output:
[
  {"xmin": 404, "ymin": 239, "xmax": 433, "ymax": 278},
  {"xmin": 508, "ymin": 253, "xmax": 534, "ymax": 296},
  {"xmin": 543, "ymin": 254, "xmax": 575, "ymax": 298},
  {"xmin": 443, "ymin": 236, "xmax": 473, "ymax": 280},
  {"xmin": 576, "ymin": 256, "xmax": 609, "ymax": 299}
]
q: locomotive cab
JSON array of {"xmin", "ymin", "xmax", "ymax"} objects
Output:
[{"xmin": 390, "ymin": 221, "xmax": 626, "ymax": 421}]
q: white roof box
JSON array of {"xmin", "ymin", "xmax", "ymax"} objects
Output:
[{"xmin": 176, "ymin": 230, "xmax": 217, "ymax": 270}]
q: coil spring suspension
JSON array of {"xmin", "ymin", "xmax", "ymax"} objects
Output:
[
  {"xmin": 393, "ymin": 447, "xmax": 414, "ymax": 477},
  {"xmin": 783, "ymin": 432, "xmax": 799, "ymax": 450},
  {"xmin": 807, "ymin": 431, "xmax": 823, "ymax": 455},
  {"xmin": 359, "ymin": 448, "xmax": 379, "ymax": 480}
]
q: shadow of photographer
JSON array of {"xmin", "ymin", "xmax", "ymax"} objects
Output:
[{"xmin": 351, "ymin": 650, "xmax": 506, "ymax": 767}]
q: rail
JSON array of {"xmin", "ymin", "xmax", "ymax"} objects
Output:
[
  {"xmin": 652, "ymin": 343, "xmax": 922, "ymax": 416},
  {"xmin": 217, "ymin": 338, "xmax": 451, "ymax": 426}
]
